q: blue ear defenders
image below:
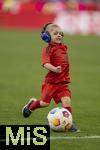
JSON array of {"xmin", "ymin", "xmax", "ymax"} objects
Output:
[{"xmin": 41, "ymin": 23, "xmax": 52, "ymax": 43}]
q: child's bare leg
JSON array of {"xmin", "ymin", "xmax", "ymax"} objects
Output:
[
  {"xmin": 61, "ymin": 96, "xmax": 72, "ymax": 113},
  {"xmin": 61, "ymin": 96, "xmax": 79, "ymax": 132}
]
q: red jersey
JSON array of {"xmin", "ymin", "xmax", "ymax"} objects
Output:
[{"xmin": 42, "ymin": 43, "xmax": 71, "ymax": 84}]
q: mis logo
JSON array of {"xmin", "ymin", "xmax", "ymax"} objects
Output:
[{"xmin": 0, "ymin": 125, "xmax": 50, "ymax": 150}]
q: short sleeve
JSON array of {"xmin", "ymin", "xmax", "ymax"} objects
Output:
[{"xmin": 42, "ymin": 46, "xmax": 52, "ymax": 66}]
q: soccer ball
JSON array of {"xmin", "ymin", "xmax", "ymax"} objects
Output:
[{"xmin": 47, "ymin": 107, "xmax": 72, "ymax": 132}]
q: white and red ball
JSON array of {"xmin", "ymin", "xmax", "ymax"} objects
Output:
[{"xmin": 47, "ymin": 107, "xmax": 72, "ymax": 132}]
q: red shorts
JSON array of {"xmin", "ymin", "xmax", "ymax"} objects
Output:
[{"xmin": 40, "ymin": 83, "xmax": 71, "ymax": 104}]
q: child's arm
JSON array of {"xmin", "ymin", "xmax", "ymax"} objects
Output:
[{"xmin": 44, "ymin": 63, "xmax": 62, "ymax": 73}]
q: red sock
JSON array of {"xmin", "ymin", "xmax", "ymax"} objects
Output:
[
  {"xmin": 64, "ymin": 106, "xmax": 72, "ymax": 114},
  {"xmin": 29, "ymin": 100, "xmax": 41, "ymax": 111}
]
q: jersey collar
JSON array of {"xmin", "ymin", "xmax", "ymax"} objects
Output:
[{"xmin": 49, "ymin": 42, "xmax": 62, "ymax": 46}]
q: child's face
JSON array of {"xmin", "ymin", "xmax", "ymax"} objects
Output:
[{"xmin": 49, "ymin": 26, "xmax": 63, "ymax": 43}]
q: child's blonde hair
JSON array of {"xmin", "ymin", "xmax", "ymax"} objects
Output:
[{"xmin": 46, "ymin": 24, "xmax": 60, "ymax": 33}]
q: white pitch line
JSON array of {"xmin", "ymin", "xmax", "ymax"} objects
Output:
[
  {"xmin": 50, "ymin": 135, "xmax": 100, "ymax": 140},
  {"xmin": 1, "ymin": 135, "xmax": 100, "ymax": 142}
]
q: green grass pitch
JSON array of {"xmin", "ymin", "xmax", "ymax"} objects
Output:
[{"xmin": 0, "ymin": 29, "xmax": 100, "ymax": 150}]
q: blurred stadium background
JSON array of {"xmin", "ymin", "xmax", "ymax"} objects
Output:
[
  {"xmin": 0, "ymin": 0, "xmax": 100, "ymax": 34},
  {"xmin": 0, "ymin": 1, "xmax": 100, "ymax": 150}
]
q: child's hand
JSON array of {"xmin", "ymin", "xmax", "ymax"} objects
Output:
[{"xmin": 55, "ymin": 66, "xmax": 62, "ymax": 73}]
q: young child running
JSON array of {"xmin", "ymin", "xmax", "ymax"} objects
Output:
[{"xmin": 22, "ymin": 23, "xmax": 79, "ymax": 132}]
